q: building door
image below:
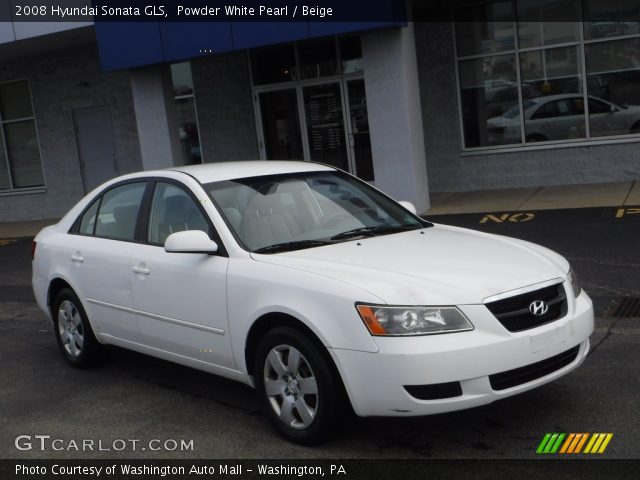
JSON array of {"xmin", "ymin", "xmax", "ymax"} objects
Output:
[
  {"xmin": 72, "ymin": 107, "xmax": 117, "ymax": 193},
  {"xmin": 255, "ymin": 80, "xmax": 374, "ymax": 181},
  {"xmin": 258, "ymin": 89, "xmax": 304, "ymax": 160}
]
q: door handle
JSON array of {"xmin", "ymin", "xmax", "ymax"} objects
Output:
[
  {"xmin": 70, "ymin": 253, "xmax": 84, "ymax": 263},
  {"xmin": 132, "ymin": 265, "xmax": 150, "ymax": 275}
]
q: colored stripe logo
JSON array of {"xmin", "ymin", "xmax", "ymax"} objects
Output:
[{"xmin": 536, "ymin": 433, "xmax": 613, "ymax": 454}]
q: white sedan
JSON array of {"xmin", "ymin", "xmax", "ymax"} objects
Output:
[
  {"xmin": 32, "ymin": 161, "xmax": 594, "ymax": 443},
  {"xmin": 488, "ymin": 94, "xmax": 640, "ymax": 143}
]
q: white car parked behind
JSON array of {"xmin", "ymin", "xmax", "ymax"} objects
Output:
[{"xmin": 32, "ymin": 161, "xmax": 594, "ymax": 443}]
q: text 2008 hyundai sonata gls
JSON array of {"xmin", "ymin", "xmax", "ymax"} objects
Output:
[{"xmin": 32, "ymin": 161, "xmax": 593, "ymax": 443}]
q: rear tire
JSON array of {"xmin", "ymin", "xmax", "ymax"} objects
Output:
[
  {"xmin": 254, "ymin": 327, "xmax": 343, "ymax": 444},
  {"xmin": 52, "ymin": 288, "xmax": 103, "ymax": 368}
]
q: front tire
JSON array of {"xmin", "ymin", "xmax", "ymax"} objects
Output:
[
  {"xmin": 53, "ymin": 288, "xmax": 102, "ymax": 368},
  {"xmin": 254, "ymin": 327, "xmax": 343, "ymax": 444}
]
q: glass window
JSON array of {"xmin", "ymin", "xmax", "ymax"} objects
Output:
[
  {"xmin": 94, "ymin": 182, "xmax": 146, "ymax": 241},
  {"xmin": 78, "ymin": 199, "xmax": 101, "ymax": 236},
  {"xmin": 258, "ymin": 89, "xmax": 304, "ymax": 160},
  {"xmin": 3, "ymin": 121, "xmax": 44, "ymax": 187},
  {"xmin": 339, "ymin": 36, "xmax": 363, "ymax": 74},
  {"xmin": 583, "ymin": 0, "xmax": 640, "ymax": 39},
  {"xmin": 459, "ymin": 54, "xmax": 520, "ymax": 147},
  {"xmin": 517, "ymin": 0, "xmax": 580, "ymax": 48},
  {"xmin": 520, "ymin": 46, "xmax": 584, "ymax": 141},
  {"xmin": 148, "ymin": 182, "xmax": 210, "ymax": 245},
  {"xmin": 170, "ymin": 62, "xmax": 194, "ymax": 96},
  {"xmin": 0, "ymin": 81, "xmax": 32, "ymax": 120},
  {"xmin": 0, "ymin": 130, "xmax": 11, "ymax": 190},
  {"xmin": 250, "ymin": 45, "xmax": 296, "ymax": 85},
  {"xmin": 298, "ymin": 38, "xmax": 338, "ymax": 79},
  {"xmin": 171, "ymin": 62, "xmax": 202, "ymax": 165},
  {"xmin": 0, "ymin": 80, "xmax": 44, "ymax": 191},
  {"xmin": 176, "ymin": 98, "xmax": 201, "ymax": 165},
  {"xmin": 455, "ymin": 1, "xmax": 515, "ymax": 57},
  {"xmin": 585, "ymin": 37, "xmax": 640, "ymax": 137},
  {"xmin": 206, "ymin": 172, "xmax": 425, "ymax": 252},
  {"xmin": 454, "ymin": 1, "xmax": 640, "ymax": 149}
]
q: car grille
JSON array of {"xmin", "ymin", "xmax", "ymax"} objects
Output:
[
  {"xmin": 485, "ymin": 283, "xmax": 567, "ymax": 332},
  {"xmin": 404, "ymin": 381, "xmax": 463, "ymax": 400},
  {"xmin": 489, "ymin": 345, "xmax": 580, "ymax": 391}
]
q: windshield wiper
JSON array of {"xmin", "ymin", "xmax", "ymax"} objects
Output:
[
  {"xmin": 253, "ymin": 240, "xmax": 333, "ymax": 254},
  {"xmin": 331, "ymin": 225, "xmax": 422, "ymax": 241}
]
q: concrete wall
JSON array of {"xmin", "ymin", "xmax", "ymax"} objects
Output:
[
  {"xmin": 191, "ymin": 51, "xmax": 259, "ymax": 162},
  {"xmin": 415, "ymin": 22, "xmax": 640, "ymax": 192},
  {"xmin": 0, "ymin": 44, "xmax": 142, "ymax": 222},
  {"xmin": 362, "ymin": 25, "xmax": 430, "ymax": 213}
]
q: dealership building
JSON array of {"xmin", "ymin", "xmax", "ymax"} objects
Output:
[{"xmin": 1, "ymin": 0, "xmax": 639, "ymax": 222}]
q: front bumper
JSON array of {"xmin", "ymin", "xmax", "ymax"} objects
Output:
[{"xmin": 331, "ymin": 289, "xmax": 594, "ymax": 417}]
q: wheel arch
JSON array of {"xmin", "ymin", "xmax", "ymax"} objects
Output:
[
  {"xmin": 244, "ymin": 312, "xmax": 353, "ymax": 411},
  {"xmin": 47, "ymin": 276, "xmax": 102, "ymax": 342}
]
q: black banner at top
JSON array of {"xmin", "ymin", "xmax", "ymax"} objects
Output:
[{"xmin": 2, "ymin": 0, "xmax": 640, "ymax": 22}]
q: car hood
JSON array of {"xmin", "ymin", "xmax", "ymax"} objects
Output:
[{"xmin": 250, "ymin": 224, "xmax": 569, "ymax": 305}]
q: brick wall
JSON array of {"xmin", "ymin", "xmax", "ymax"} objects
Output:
[{"xmin": 0, "ymin": 44, "xmax": 141, "ymax": 222}]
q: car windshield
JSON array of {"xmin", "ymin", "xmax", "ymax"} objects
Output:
[{"xmin": 205, "ymin": 170, "xmax": 429, "ymax": 253}]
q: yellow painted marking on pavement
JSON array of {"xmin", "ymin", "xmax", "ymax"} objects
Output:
[
  {"xmin": 479, "ymin": 212, "xmax": 535, "ymax": 224},
  {"xmin": 0, "ymin": 239, "xmax": 16, "ymax": 246},
  {"xmin": 616, "ymin": 207, "xmax": 640, "ymax": 218}
]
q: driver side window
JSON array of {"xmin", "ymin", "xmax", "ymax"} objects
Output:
[{"xmin": 148, "ymin": 182, "xmax": 210, "ymax": 245}]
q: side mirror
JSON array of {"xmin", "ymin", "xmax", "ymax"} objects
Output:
[
  {"xmin": 398, "ymin": 200, "xmax": 417, "ymax": 215},
  {"xmin": 164, "ymin": 230, "xmax": 218, "ymax": 254}
]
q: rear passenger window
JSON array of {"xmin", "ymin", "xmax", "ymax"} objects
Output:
[
  {"xmin": 148, "ymin": 182, "xmax": 210, "ymax": 245},
  {"xmin": 78, "ymin": 198, "xmax": 100, "ymax": 235},
  {"xmin": 94, "ymin": 182, "xmax": 146, "ymax": 241}
]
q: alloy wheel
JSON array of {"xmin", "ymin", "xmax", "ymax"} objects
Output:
[
  {"xmin": 263, "ymin": 344, "xmax": 319, "ymax": 429},
  {"xmin": 57, "ymin": 300, "xmax": 84, "ymax": 358}
]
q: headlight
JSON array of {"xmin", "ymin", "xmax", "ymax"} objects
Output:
[
  {"xmin": 568, "ymin": 268, "xmax": 581, "ymax": 297},
  {"xmin": 356, "ymin": 304, "xmax": 473, "ymax": 336}
]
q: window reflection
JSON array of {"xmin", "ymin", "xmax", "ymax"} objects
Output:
[
  {"xmin": 520, "ymin": 47, "xmax": 584, "ymax": 141},
  {"xmin": 585, "ymin": 37, "xmax": 640, "ymax": 137},
  {"xmin": 455, "ymin": 0, "xmax": 640, "ymax": 149},
  {"xmin": 455, "ymin": 1, "xmax": 515, "ymax": 57},
  {"xmin": 584, "ymin": 0, "xmax": 640, "ymax": 39},
  {"xmin": 517, "ymin": 0, "xmax": 580, "ymax": 48},
  {"xmin": 171, "ymin": 62, "xmax": 202, "ymax": 164},
  {"xmin": 298, "ymin": 39, "xmax": 338, "ymax": 79},
  {"xmin": 459, "ymin": 54, "xmax": 520, "ymax": 147}
]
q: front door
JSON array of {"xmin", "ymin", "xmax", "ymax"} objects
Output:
[{"xmin": 128, "ymin": 181, "xmax": 234, "ymax": 368}]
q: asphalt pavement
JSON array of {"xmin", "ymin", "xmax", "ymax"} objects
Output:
[{"xmin": 0, "ymin": 207, "xmax": 638, "ymax": 468}]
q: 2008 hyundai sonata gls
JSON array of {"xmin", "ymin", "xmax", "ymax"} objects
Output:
[{"xmin": 32, "ymin": 161, "xmax": 593, "ymax": 443}]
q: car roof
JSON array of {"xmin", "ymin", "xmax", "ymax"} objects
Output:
[{"xmin": 169, "ymin": 160, "xmax": 335, "ymax": 184}]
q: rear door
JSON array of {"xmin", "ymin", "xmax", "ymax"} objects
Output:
[{"xmin": 67, "ymin": 180, "xmax": 148, "ymax": 342}]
